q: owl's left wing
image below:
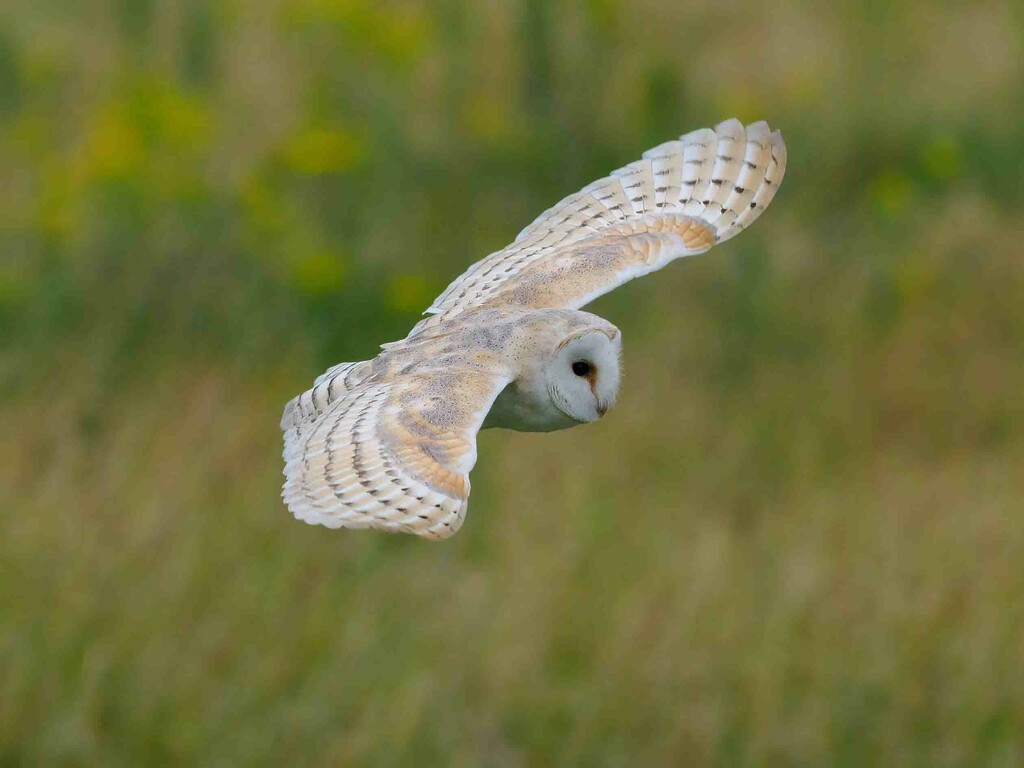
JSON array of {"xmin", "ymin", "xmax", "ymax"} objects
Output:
[
  {"xmin": 281, "ymin": 362, "xmax": 512, "ymax": 540},
  {"xmin": 410, "ymin": 119, "xmax": 785, "ymax": 336}
]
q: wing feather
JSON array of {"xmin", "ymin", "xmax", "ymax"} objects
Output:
[
  {"xmin": 414, "ymin": 119, "xmax": 786, "ymax": 336},
  {"xmin": 281, "ymin": 363, "xmax": 511, "ymax": 540},
  {"xmin": 281, "ymin": 360, "xmax": 373, "ymax": 430}
]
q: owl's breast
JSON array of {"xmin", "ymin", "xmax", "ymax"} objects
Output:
[{"xmin": 482, "ymin": 380, "xmax": 581, "ymax": 433}]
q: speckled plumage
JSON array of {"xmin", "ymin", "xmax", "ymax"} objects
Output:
[{"xmin": 281, "ymin": 119, "xmax": 787, "ymax": 539}]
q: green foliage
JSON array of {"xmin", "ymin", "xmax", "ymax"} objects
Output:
[{"xmin": 2, "ymin": 0, "xmax": 1023, "ymax": 764}]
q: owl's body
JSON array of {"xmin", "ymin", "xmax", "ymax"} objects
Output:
[
  {"xmin": 281, "ymin": 119, "xmax": 787, "ymax": 539},
  {"xmin": 282, "ymin": 307, "xmax": 618, "ymax": 435}
]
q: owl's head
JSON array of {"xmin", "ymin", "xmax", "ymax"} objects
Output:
[{"xmin": 547, "ymin": 325, "xmax": 621, "ymax": 423}]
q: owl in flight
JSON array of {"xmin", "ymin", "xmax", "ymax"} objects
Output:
[{"xmin": 281, "ymin": 119, "xmax": 787, "ymax": 539}]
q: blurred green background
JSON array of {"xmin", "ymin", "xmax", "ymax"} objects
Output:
[{"xmin": 2, "ymin": 0, "xmax": 1023, "ymax": 764}]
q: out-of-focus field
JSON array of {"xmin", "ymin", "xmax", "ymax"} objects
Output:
[{"xmin": 2, "ymin": 1, "xmax": 1023, "ymax": 764}]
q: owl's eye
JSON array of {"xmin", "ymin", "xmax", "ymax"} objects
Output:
[{"xmin": 571, "ymin": 361, "xmax": 592, "ymax": 377}]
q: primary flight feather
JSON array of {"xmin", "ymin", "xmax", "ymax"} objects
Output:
[{"xmin": 281, "ymin": 119, "xmax": 787, "ymax": 539}]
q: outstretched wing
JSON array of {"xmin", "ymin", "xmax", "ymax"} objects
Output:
[
  {"xmin": 411, "ymin": 119, "xmax": 785, "ymax": 336},
  {"xmin": 281, "ymin": 363, "xmax": 511, "ymax": 540}
]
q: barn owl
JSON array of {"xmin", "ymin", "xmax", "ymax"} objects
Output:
[{"xmin": 281, "ymin": 119, "xmax": 787, "ymax": 539}]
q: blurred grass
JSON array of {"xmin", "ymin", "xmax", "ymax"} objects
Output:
[{"xmin": 2, "ymin": 0, "xmax": 1024, "ymax": 765}]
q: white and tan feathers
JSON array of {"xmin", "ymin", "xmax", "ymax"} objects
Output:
[
  {"xmin": 410, "ymin": 119, "xmax": 785, "ymax": 335},
  {"xmin": 281, "ymin": 119, "xmax": 787, "ymax": 540},
  {"xmin": 281, "ymin": 309, "xmax": 606, "ymax": 539},
  {"xmin": 281, "ymin": 334, "xmax": 512, "ymax": 540}
]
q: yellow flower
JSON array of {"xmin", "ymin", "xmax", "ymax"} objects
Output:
[
  {"xmin": 150, "ymin": 83, "xmax": 212, "ymax": 150},
  {"xmin": 81, "ymin": 104, "xmax": 144, "ymax": 179}
]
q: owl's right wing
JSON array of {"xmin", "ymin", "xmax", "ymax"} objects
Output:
[
  {"xmin": 281, "ymin": 362, "xmax": 512, "ymax": 540},
  {"xmin": 410, "ymin": 119, "xmax": 785, "ymax": 336}
]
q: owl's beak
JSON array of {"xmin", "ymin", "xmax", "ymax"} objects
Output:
[{"xmin": 596, "ymin": 400, "xmax": 609, "ymax": 416}]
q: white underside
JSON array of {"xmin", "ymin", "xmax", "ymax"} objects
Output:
[{"xmin": 482, "ymin": 381, "xmax": 582, "ymax": 432}]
